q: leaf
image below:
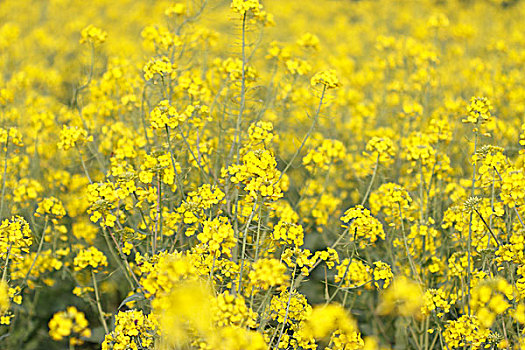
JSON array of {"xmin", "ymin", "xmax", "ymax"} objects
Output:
[{"xmin": 118, "ymin": 292, "xmax": 145, "ymax": 310}]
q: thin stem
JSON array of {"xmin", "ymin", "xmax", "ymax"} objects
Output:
[
  {"xmin": 101, "ymin": 224, "xmax": 141, "ymax": 290},
  {"xmin": 278, "ymin": 85, "xmax": 326, "ymax": 183},
  {"xmin": 153, "ymin": 173, "xmax": 161, "ymax": 255},
  {"xmin": 326, "ymin": 248, "xmax": 355, "ymax": 304},
  {"xmin": 0, "ymin": 135, "xmax": 9, "ymax": 218},
  {"xmin": 253, "ymin": 203, "xmax": 264, "ymax": 261},
  {"xmin": 361, "ymin": 154, "xmax": 379, "ymax": 206},
  {"xmin": 77, "ymin": 146, "xmax": 92, "ymax": 184},
  {"xmin": 399, "ymin": 203, "xmax": 422, "ymax": 285},
  {"xmin": 273, "ymin": 264, "xmax": 297, "ymax": 350},
  {"xmin": 236, "ymin": 200, "xmax": 258, "ymax": 295},
  {"xmin": 71, "ymin": 43, "xmax": 95, "ymax": 109},
  {"xmin": 177, "ymin": 126, "xmax": 210, "ymax": 182},
  {"xmin": 419, "ymin": 160, "xmax": 426, "ymax": 224},
  {"xmin": 165, "ymin": 125, "xmax": 185, "ymax": 200},
  {"xmin": 488, "ymin": 172, "xmax": 496, "ymax": 249},
  {"xmin": 473, "ymin": 209, "xmax": 500, "ymax": 247},
  {"xmin": 493, "ymin": 166, "xmax": 525, "ymax": 229},
  {"xmin": 292, "ymin": 228, "xmax": 348, "ymax": 289},
  {"xmin": 23, "ymin": 216, "xmax": 49, "ymax": 285},
  {"xmin": 101, "ymin": 229, "xmax": 135, "ymax": 290},
  {"xmin": 228, "ymin": 14, "xmax": 248, "ymax": 258},
  {"xmin": 234, "ymin": 13, "xmax": 247, "ymax": 165},
  {"xmin": 466, "ymin": 129, "xmax": 478, "ymax": 314},
  {"xmin": 1, "ymin": 244, "xmax": 12, "ymax": 282},
  {"xmin": 140, "ymin": 84, "xmax": 151, "ymax": 150},
  {"xmin": 91, "ymin": 269, "xmax": 109, "ymax": 334}
]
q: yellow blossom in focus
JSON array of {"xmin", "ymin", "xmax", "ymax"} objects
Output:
[
  {"xmin": 462, "ymin": 96, "xmax": 492, "ymax": 125},
  {"xmin": 73, "ymin": 246, "xmax": 108, "ymax": 273}
]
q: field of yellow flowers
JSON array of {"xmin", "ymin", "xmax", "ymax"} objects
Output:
[{"xmin": 1, "ymin": 0, "xmax": 525, "ymax": 349}]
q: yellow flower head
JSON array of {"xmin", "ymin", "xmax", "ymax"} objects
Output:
[
  {"xmin": 80, "ymin": 25, "xmax": 107, "ymax": 45},
  {"xmin": 311, "ymin": 69, "xmax": 341, "ymax": 89},
  {"xmin": 462, "ymin": 96, "xmax": 492, "ymax": 125},
  {"xmin": 378, "ymin": 276, "xmax": 423, "ymax": 317},
  {"xmin": 73, "ymin": 246, "xmax": 108, "ymax": 273},
  {"xmin": 48, "ymin": 306, "xmax": 91, "ymax": 346}
]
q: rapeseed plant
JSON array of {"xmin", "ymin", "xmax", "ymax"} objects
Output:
[{"xmin": 1, "ymin": 0, "xmax": 525, "ymax": 348}]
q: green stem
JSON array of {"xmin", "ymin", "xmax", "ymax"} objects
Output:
[
  {"xmin": 236, "ymin": 200, "xmax": 258, "ymax": 295},
  {"xmin": 91, "ymin": 269, "xmax": 109, "ymax": 334},
  {"xmin": 23, "ymin": 216, "xmax": 48, "ymax": 286},
  {"xmin": 1, "ymin": 244, "xmax": 12, "ymax": 282},
  {"xmin": 361, "ymin": 154, "xmax": 379, "ymax": 206},
  {"xmin": 165, "ymin": 125, "xmax": 185, "ymax": 200},
  {"xmin": 278, "ymin": 85, "xmax": 326, "ymax": 183},
  {"xmin": 273, "ymin": 264, "xmax": 297, "ymax": 350},
  {"xmin": 0, "ymin": 135, "xmax": 9, "ymax": 218},
  {"xmin": 466, "ymin": 129, "xmax": 478, "ymax": 314},
  {"xmin": 234, "ymin": 13, "xmax": 247, "ymax": 164},
  {"xmin": 77, "ymin": 146, "xmax": 92, "ymax": 184},
  {"xmin": 473, "ymin": 209, "xmax": 500, "ymax": 247},
  {"xmin": 399, "ymin": 203, "xmax": 422, "ymax": 285}
]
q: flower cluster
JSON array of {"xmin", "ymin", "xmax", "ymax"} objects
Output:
[
  {"xmin": 35, "ymin": 197, "xmax": 66, "ymax": 218},
  {"xmin": 57, "ymin": 126, "xmax": 93, "ymax": 151},
  {"xmin": 150, "ymin": 100, "xmax": 193, "ymax": 129},
  {"xmin": 303, "ymin": 139, "xmax": 346, "ymax": 172},
  {"xmin": 364, "ymin": 136, "xmax": 396, "ymax": 164},
  {"xmin": 48, "ymin": 306, "xmax": 91, "ymax": 346},
  {"xmin": 271, "ymin": 221, "xmax": 304, "ymax": 247},
  {"xmin": 143, "ymin": 56, "xmax": 176, "ymax": 81},
  {"xmin": 102, "ymin": 310, "xmax": 156, "ymax": 350},
  {"xmin": 197, "ymin": 216, "xmax": 236, "ymax": 257},
  {"xmin": 443, "ymin": 315, "xmax": 490, "ymax": 350},
  {"xmin": 4, "ymin": 0, "xmax": 525, "ymax": 348},
  {"xmin": 463, "ymin": 97, "xmax": 492, "ymax": 125},
  {"xmin": 0, "ymin": 281, "xmax": 10, "ymax": 324},
  {"xmin": 378, "ymin": 276, "xmax": 423, "ymax": 317},
  {"xmin": 227, "ymin": 149, "xmax": 283, "ymax": 201},
  {"xmin": 310, "ymin": 70, "xmax": 341, "ymax": 89},
  {"xmin": 73, "ymin": 247, "xmax": 108, "ymax": 273},
  {"xmin": 248, "ymin": 258, "xmax": 288, "ymax": 290},
  {"xmin": 0, "ymin": 216, "xmax": 33, "ymax": 262},
  {"xmin": 341, "ymin": 205, "xmax": 385, "ymax": 248},
  {"xmin": 80, "ymin": 25, "xmax": 107, "ymax": 45}
]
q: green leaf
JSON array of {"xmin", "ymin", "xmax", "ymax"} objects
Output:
[{"xmin": 118, "ymin": 292, "xmax": 145, "ymax": 310}]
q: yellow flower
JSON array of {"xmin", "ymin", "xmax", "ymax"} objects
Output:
[
  {"xmin": 248, "ymin": 258, "xmax": 288, "ymax": 290},
  {"xmin": 0, "ymin": 216, "xmax": 33, "ymax": 262},
  {"xmin": 73, "ymin": 247, "xmax": 108, "ymax": 273},
  {"xmin": 231, "ymin": 0, "xmax": 262, "ymax": 16},
  {"xmin": 378, "ymin": 276, "xmax": 423, "ymax": 317},
  {"xmin": 443, "ymin": 315, "xmax": 490, "ymax": 350},
  {"xmin": 48, "ymin": 307, "xmax": 91, "ymax": 346},
  {"xmin": 341, "ymin": 205, "xmax": 385, "ymax": 248},
  {"xmin": 57, "ymin": 125, "xmax": 93, "ymax": 150},
  {"xmin": 102, "ymin": 310, "xmax": 156, "ymax": 350},
  {"xmin": 80, "ymin": 25, "xmax": 107, "ymax": 45},
  {"xmin": 311, "ymin": 70, "xmax": 341, "ymax": 89},
  {"xmin": 372, "ymin": 261, "xmax": 393, "ymax": 289},
  {"xmin": 301, "ymin": 304, "xmax": 357, "ymax": 339},
  {"xmin": 462, "ymin": 96, "xmax": 492, "ymax": 125}
]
